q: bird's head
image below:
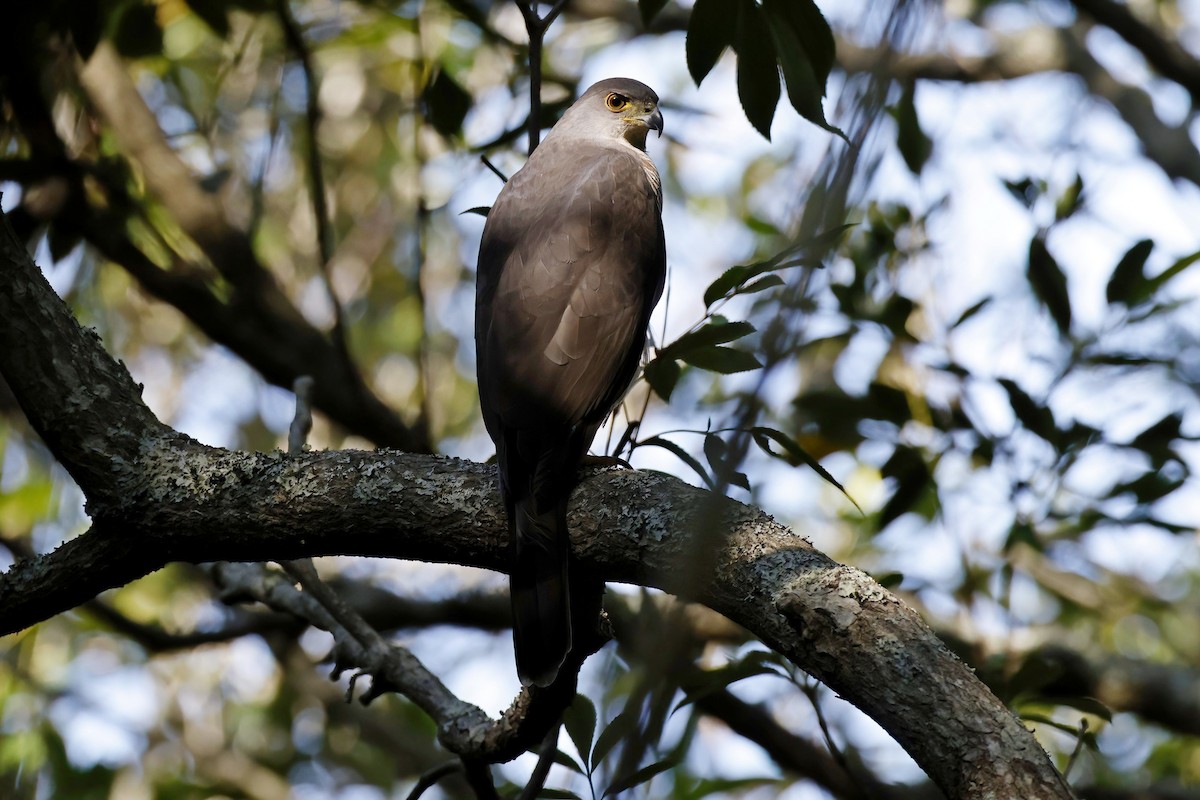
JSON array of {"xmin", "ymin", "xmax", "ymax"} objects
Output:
[{"xmin": 559, "ymin": 78, "xmax": 663, "ymax": 151}]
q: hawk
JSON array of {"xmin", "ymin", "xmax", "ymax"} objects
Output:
[{"xmin": 476, "ymin": 78, "xmax": 666, "ymax": 687}]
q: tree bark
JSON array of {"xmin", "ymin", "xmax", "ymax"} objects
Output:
[{"xmin": 0, "ymin": 207, "xmax": 1074, "ymax": 799}]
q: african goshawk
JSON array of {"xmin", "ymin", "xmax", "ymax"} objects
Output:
[{"xmin": 476, "ymin": 78, "xmax": 666, "ymax": 687}]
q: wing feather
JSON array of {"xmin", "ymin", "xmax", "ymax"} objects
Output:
[{"xmin": 477, "ymin": 138, "xmax": 665, "ymax": 433}]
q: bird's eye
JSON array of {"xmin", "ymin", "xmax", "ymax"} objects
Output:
[{"xmin": 605, "ymin": 93, "xmax": 627, "ymax": 111}]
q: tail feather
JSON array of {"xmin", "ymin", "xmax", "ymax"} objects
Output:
[{"xmin": 510, "ymin": 496, "xmax": 571, "ymax": 687}]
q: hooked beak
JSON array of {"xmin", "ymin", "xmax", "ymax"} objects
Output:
[{"xmin": 647, "ymin": 107, "xmax": 664, "ymax": 138}]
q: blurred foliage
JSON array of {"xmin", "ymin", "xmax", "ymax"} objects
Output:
[{"xmin": 3, "ymin": 0, "xmax": 1200, "ymax": 798}]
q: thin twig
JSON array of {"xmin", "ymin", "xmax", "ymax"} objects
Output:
[
  {"xmin": 289, "ymin": 375, "xmax": 315, "ymax": 454},
  {"xmin": 513, "ymin": 0, "xmax": 570, "ymax": 154},
  {"xmin": 1063, "ymin": 718, "xmax": 1089, "ymax": 781},
  {"xmin": 277, "ymin": 0, "xmax": 349, "ymax": 352},
  {"xmin": 405, "ymin": 761, "xmax": 464, "ymax": 800},
  {"xmin": 481, "ymin": 154, "xmax": 510, "ymax": 183},
  {"xmin": 517, "ymin": 725, "xmax": 561, "ymax": 800}
]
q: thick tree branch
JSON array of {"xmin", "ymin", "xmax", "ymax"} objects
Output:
[
  {"xmin": 0, "ymin": 206, "xmax": 1071, "ymax": 797},
  {"xmin": 65, "ymin": 41, "xmax": 428, "ymax": 451},
  {"xmin": 1067, "ymin": 0, "xmax": 1200, "ymax": 103}
]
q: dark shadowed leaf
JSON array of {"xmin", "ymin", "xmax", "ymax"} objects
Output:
[
  {"xmin": 591, "ymin": 712, "xmax": 637, "ymax": 769},
  {"xmin": 892, "ymin": 81, "xmax": 932, "ymax": 174},
  {"xmin": 112, "ymin": 2, "xmax": 163, "ymax": 59},
  {"xmin": 1004, "ymin": 177, "xmax": 1041, "ymax": 209},
  {"xmin": 538, "ymin": 789, "xmax": 584, "ymax": 799},
  {"xmin": 676, "ymin": 650, "xmax": 787, "ymax": 712},
  {"xmin": 998, "ymin": 379, "xmax": 1057, "ymax": 444},
  {"xmin": 704, "ymin": 264, "xmax": 754, "ymax": 307},
  {"xmin": 603, "ymin": 756, "xmax": 681, "ymax": 798},
  {"xmin": 639, "ymin": 436, "xmax": 714, "ymax": 488},
  {"xmin": 951, "ymin": 297, "xmax": 991, "ymax": 329},
  {"xmin": 878, "ymin": 445, "xmax": 930, "ymax": 529},
  {"xmin": 762, "ymin": 0, "xmax": 840, "ymax": 135},
  {"xmin": 186, "ymin": 0, "xmax": 232, "ymax": 36},
  {"xmin": 1040, "ymin": 695, "xmax": 1114, "ymax": 722},
  {"xmin": 665, "ymin": 320, "xmax": 755, "ymax": 355},
  {"xmin": 69, "ymin": 0, "xmax": 104, "ymax": 58},
  {"xmin": 732, "ymin": 0, "xmax": 780, "ymax": 139},
  {"xmin": 679, "ymin": 345, "xmax": 761, "ymax": 374},
  {"xmin": 563, "ymin": 694, "xmax": 597, "ymax": 771},
  {"xmin": 703, "ymin": 433, "xmax": 750, "ymax": 491},
  {"xmin": 1027, "ymin": 235, "xmax": 1071, "ymax": 336},
  {"xmin": 423, "ymin": 70, "xmax": 472, "ymax": 138},
  {"xmin": 686, "ymin": 0, "xmax": 737, "ymax": 84},
  {"xmin": 553, "ymin": 749, "xmax": 585, "ymax": 775},
  {"xmin": 1106, "ymin": 239, "xmax": 1153, "ymax": 306},
  {"xmin": 643, "ymin": 355, "xmax": 682, "ymax": 401},
  {"xmin": 751, "ymin": 426, "xmax": 860, "ymax": 510}
]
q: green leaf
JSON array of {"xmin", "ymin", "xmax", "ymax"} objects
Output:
[
  {"xmin": 591, "ymin": 712, "xmax": 636, "ymax": 769},
  {"xmin": 732, "ymin": 0, "xmax": 780, "ymax": 139},
  {"xmin": 643, "ymin": 355, "xmax": 682, "ymax": 401},
  {"xmin": 704, "ymin": 265, "xmax": 753, "ymax": 308},
  {"xmin": 639, "ymin": 436, "xmax": 714, "ymax": 488},
  {"xmin": 1106, "ymin": 238, "xmax": 1153, "ymax": 306},
  {"xmin": 664, "ymin": 321, "xmax": 756, "ymax": 356},
  {"xmin": 1055, "ymin": 173, "xmax": 1085, "ymax": 221},
  {"xmin": 679, "ymin": 345, "xmax": 761, "ymax": 374},
  {"xmin": 892, "ymin": 81, "xmax": 931, "ymax": 174},
  {"xmin": 1027, "ymin": 235, "xmax": 1071, "ymax": 337},
  {"xmin": 1144, "ymin": 247, "xmax": 1200, "ymax": 299},
  {"xmin": 686, "ymin": 0, "xmax": 737, "ymax": 84},
  {"xmin": 423, "ymin": 70, "xmax": 472, "ymax": 138},
  {"xmin": 563, "ymin": 694, "xmax": 597, "ymax": 771}
]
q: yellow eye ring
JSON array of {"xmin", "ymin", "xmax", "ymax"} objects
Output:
[{"xmin": 604, "ymin": 93, "xmax": 627, "ymax": 112}]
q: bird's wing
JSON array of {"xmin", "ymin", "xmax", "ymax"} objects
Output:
[{"xmin": 477, "ymin": 139, "xmax": 665, "ymax": 431}]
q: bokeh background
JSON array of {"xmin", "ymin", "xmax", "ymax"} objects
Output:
[{"xmin": 1, "ymin": 0, "xmax": 1198, "ymax": 797}]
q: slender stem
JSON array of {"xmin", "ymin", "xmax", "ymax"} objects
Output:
[
  {"xmin": 514, "ymin": 0, "xmax": 569, "ymax": 154},
  {"xmin": 277, "ymin": 0, "xmax": 348, "ymax": 351}
]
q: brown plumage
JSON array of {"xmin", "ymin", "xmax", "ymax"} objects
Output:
[{"xmin": 475, "ymin": 78, "xmax": 666, "ymax": 687}]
